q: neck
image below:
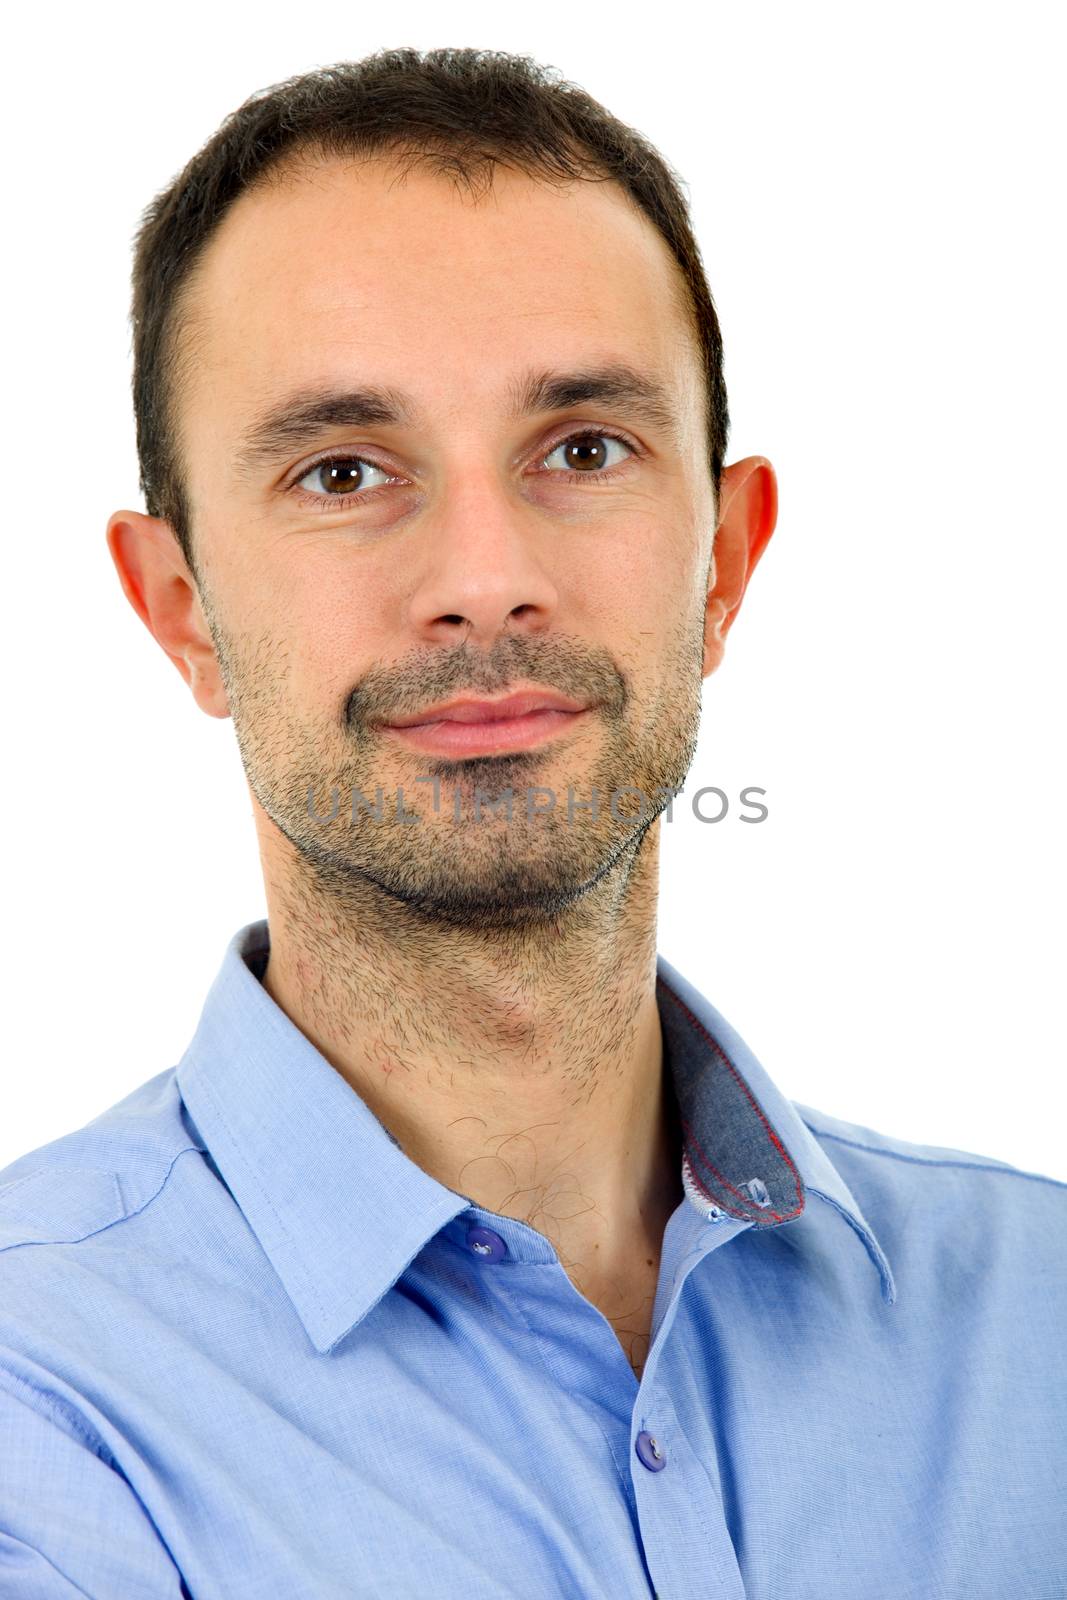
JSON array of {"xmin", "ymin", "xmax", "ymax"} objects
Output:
[{"xmin": 256, "ymin": 810, "xmax": 684, "ymax": 1280}]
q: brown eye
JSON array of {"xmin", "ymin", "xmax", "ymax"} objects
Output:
[
  {"xmin": 295, "ymin": 457, "xmax": 391, "ymax": 497},
  {"xmin": 542, "ymin": 433, "xmax": 633, "ymax": 474}
]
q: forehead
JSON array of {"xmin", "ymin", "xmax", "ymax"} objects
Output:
[{"xmin": 177, "ymin": 152, "xmax": 700, "ymax": 435}]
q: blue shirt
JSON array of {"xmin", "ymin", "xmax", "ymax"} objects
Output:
[{"xmin": 1, "ymin": 919, "xmax": 1065, "ymax": 1599}]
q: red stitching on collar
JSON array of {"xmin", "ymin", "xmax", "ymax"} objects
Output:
[{"xmin": 659, "ymin": 982, "xmax": 804, "ymax": 1222}]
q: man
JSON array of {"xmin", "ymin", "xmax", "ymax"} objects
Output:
[{"xmin": 1, "ymin": 45, "xmax": 1063, "ymax": 1600}]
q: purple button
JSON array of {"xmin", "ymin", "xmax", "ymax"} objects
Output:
[
  {"xmin": 466, "ymin": 1225, "xmax": 507, "ymax": 1263},
  {"xmin": 635, "ymin": 1430, "xmax": 667, "ymax": 1471}
]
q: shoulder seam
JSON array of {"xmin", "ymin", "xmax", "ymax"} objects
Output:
[
  {"xmin": 0, "ymin": 1144, "xmax": 203, "ymax": 1255},
  {"xmin": 802, "ymin": 1119, "xmax": 1067, "ymax": 1192},
  {"xmin": 0, "ymin": 1363, "xmax": 119, "ymax": 1471}
]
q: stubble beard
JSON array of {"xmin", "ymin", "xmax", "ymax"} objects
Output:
[{"xmin": 203, "ymin": 602, "xmax": 704, "ymax": 934}]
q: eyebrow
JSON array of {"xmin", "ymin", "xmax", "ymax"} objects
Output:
[{"xmin": 231, "ymin": 362, "xmax": 682, "ymax": 481}]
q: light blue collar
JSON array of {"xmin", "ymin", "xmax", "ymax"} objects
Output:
[{"xmin": 176, "ymin": 921, "xmax": 894, "ymax": 1354}]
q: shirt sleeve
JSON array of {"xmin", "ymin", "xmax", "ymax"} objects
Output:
[{"xmin": 0, "ymin": 1375, "xmax": 186, "ymax": 1597}]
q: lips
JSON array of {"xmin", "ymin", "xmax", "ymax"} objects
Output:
[
  {"xmin": 377, "ymin": 687, "xmax": 593, "ymax": 758},
  {"xmin": 383, "ymin": 689, "xmax": 587, "ymax": 729}
]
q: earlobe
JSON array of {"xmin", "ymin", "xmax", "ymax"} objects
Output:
[{"xmin": 702, "ymin": 596, "xmax": 730, "ymax": 677}]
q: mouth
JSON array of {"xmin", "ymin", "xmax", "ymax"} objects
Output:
[
  {"xmin": 378, "ymin": 689, "xmax": 593, "ymax": 759},
  {"xmin": 381, "ymin": 707, "xmax": 589, "ymax": 759}
]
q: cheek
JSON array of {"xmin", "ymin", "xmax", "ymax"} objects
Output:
[
  {"xmin": 586, "ymin": 514, "xmax": 702, "ymax": 631},
  {"xmin": 287, "ymin": 606, "xmax": 391, "ymax": 715},
  {"xmin": 233, "ymin": 545, "xmax": 395, "ymax": 703}
]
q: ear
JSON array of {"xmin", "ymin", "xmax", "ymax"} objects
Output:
[
  {"xmin": 703, "ymin": 456, "xmax": 778, "ymax": 678},
  {"xmin": 106, "ymin": 510, "xmax": 230, "ymax": 719}
]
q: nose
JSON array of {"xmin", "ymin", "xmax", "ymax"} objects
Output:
[{"xmin": 404, "ymin": 468, "xmax": 561, "ymax": 648}]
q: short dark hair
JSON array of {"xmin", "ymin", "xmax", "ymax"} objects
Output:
[{"xmin": 129, "ymin": 46, "xmax": 730, "ymax": 577}]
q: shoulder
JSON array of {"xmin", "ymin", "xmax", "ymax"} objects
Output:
[
  {"xmin": 795, "ymin": 1099, "xmax": 1067, "ymax": 1238},
  {"xmin": 0, "ymin": 1068, "xmax": 202, "ymax": 1255},
  {"xmin": 796, "ymin": 1100, "xmax": 1066, "ymax": 1188}
]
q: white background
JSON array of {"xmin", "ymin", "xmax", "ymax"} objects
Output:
[{"xmin": 2, "ymin": 1, "xmax": 1064, "ymax": 1178}]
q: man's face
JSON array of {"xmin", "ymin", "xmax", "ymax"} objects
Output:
[{"xmin": 175, "ymin": 151, "xmax": 717, "ymax": 926}]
